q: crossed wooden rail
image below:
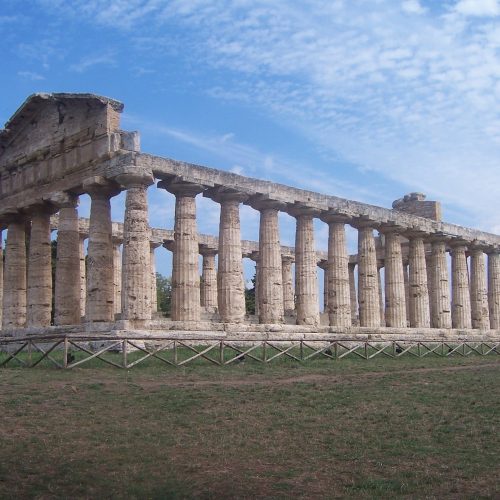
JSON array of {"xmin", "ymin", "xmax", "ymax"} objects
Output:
[{"xmin": 1, "ymin": 335, "xmax": 499, "ymax": 369}]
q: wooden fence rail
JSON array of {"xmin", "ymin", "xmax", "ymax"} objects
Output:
[{"xmin": 1, "ymin": 336, "xmax": 499, "ymax": 369}]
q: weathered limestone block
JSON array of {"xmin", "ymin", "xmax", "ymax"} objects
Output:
[
  {"xmin": 200, "ymin": 246, "xmax": 218, "ymax": 311},
  {"xmin": 323, "ymin": 217, "xmax": 351, "ymax": 327},
  {"xmin": 348, "ymin": 263, "xmax": 358, "ymax": 323},
  {"xmin": 2, "ymin": 217, "xmax": 27, "ymax": 328},
  {"xmin": 430, "ymin": 238, "xmax": 451, "ymax": 329},
  {"xmin": 382, "ymin": 228, "xmax": 406, "ymax": 328},
  {"xmin": 212, "ymin": 191, "xmax": 246, "ymax": 323},
  {"xmin": 450, "ymin": 241, "xmax": 472, "ymax": 329},
  {"xmin": 84, "ymin": 177, "xmax": 119, "ymax": 322},
  {"xmin": 469, "ymin": 247, "xmax": 490, "ymax": 329},
  {"xmin": 116, "ymin": 169, "xmax": 154, "ymax": 322},
  {"xmin": 54, "ymin": 196, "xmax": 81, "ymax": 325},
  {"xmin": 408, "ymin": 233, "xmax": 430, "ymax": 328},
  {"xmin": 356, "ymin": 223, "xmax": 380, "ymax": 327},
  {"xmin": 291, "ymin": 209, "xmax": 319, "ymax": 326},
  {"xmin": 281, "ymin": 255, "xmax": 295, "ymax": 315},
  {"xmin": 256, "ymin": 205, "xmax": 284, "ymax": 324},
  {"xmin": 487, "ymin": 250, "xmax": 500, "ymax": 329},
  {"xmin": 27, "ymin": 207, "xmax": 54, "ymax": 327}
]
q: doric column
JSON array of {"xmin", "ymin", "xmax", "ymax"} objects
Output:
[
  {"xmin": 403, "ymin": 259, "xmax": 410, "ymax": 326},
  {"xmin": 321, "ymin": 215, "xmax": 351, "ymax": 327},
  {"xmin": 83, "ymin": 177, "xmax": 119, "ymax": 323},
  {"xmin": 487, "ymin": 249, "xmax": 500, "ymax": 329},
  {"xmin": 429, "ymin": 237, "xmax": 452, "ymax": 329},
  {"xmin": 79, "ymin": 233, "xmax": 87, "ymax": 319},
  {"xmin": 27, "ymin": 204, "xmax": 55, "ymax": 327},
  {"xmin": 348, "ymin": 263, "xmax": 358, "ymax": 324},
  {"xmin": 281, "ymin": 255, "xmax": 295, "ymax": 316},
  {"xmin": 115, "ymin": 169, "xmax": 154, "ymax": 322},
  {"xmin": 407, "ymin": 232, "xmax": 430, "ymax": 328},
  {"xmin": 206, "ymin": 189, "xmax": 247, "ymax": 323},
  {"xmin": 160, "ymin": 180, "xmax": 204, "ymax": 322},
  {"xmin": 54, "ymin": 195, "xmax": 81, "ymax": 325},
  {"xmin": 450, "ymin": 240, "xmax": 472, "ymax": 329},
  {"xmin": 381, "ymin": 227, "xmax": 406, "ymax": 328},
  {"xmin": 377, "ymin": 261, "xmax": 385, "ymax": 326},
  {"xmin": 2, "ymin": 214, "xmax": 28, "ymax": 329},
  {"xmin": 355, "ymin": 222, "xmax": 380, "ymax": 327},
  {"xmin": 469, "ymin": 246, "xmax": 490, "ymax": 329},
  {"xmin": 426, "ymin": 253, "xmax": 435, "ymax": 325},
  {"xmin": 112, "ymin": 237, "xmax": 122, "ymax": 317},
  {"xmin": 200, "ymin": 246, "xmax": 218, "ymax": 311},
  {"xmin": 249, "ymin": 252, "xmax": 260, "ymax": 317},
  {"xmin": 318, "ymin": 260, "xmax": 328, "ymax": 313},
  {"xmin": 150, "ymin": 241, "xmax": 162, "ymax": 314},
  {"xmin": 252, "ymin": 200, "xmax": 284, "ymax": 324},
  {"xmin": 289, "ymin": 206, "xmax": 319, "ymax": 326}
]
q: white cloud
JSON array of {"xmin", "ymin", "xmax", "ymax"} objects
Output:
[
  {"xmin": 69, "ymin": 52, "xmax": 116, "ymax": 73},
  {"xmin": 401, "ymin": 0, "xmax": 426, "ymax": 14},
  {"xmin": 454, "ymin": 0, "xmax": 500, "ymax": 16}
]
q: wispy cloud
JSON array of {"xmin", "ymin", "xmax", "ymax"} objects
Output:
[
  {"xmin": 69, "ymin": 52, "xmax": 116, "ymax": 73},
  {"xmin": 17, "ymin": 71, "xmax": 45, "ymax": 81}
]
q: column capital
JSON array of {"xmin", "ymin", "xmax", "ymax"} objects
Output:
[
  {"xmin": 82, "ymin": 176, "xmax": 121, "ymax": 198},
  {"xmin": 203, "ymin": 186, "xmax": 248, "ymax": 203},
  {"xmin": 0, "ymin": 207, "xmax": 29, "ymax": 226},
  {"xmin": 378, "ymin": 223, "xmax": 406, "ymax": 235},
  {"xmin": 248, "ymin": 250, "xmax": 260, "ymax": 262},
  {"xmin": 404, "ymin": 229, "xmax": 430, "ymax": 240},
  {"xmin": 24, "ymin": 199, "xmax": 60, "ymax": 217},
  {"xmin": 112, "ymin": 166, "xmax": 154, "ymax": 188},
  {"xmin": 317, "ymin": 259, "xmax": 328, "ymax": 270},
  {"xmin": 286, "ymin": 203, "xmax": 320, "ymax": 219},
  {"xmin": 428, "ymin": 232, "xmax": 451, "ymax": 244},
  {"xmin": 150, "ymin": 240, "xmax": 163, "ymax": 250},
  {"xmin": 485, "ymin": 245, "xmax": 500, "ymax": 255},
  {"xmin": 199, "ymin": 244, "xmax": 218, "ymax": 257},
  {"xmin": 247, "ymin": 195, "xmax": 285, "ymax": 211},
  {"xmin": 281, "ymin": 254, "xmax": 295, "ymax": 264},
  {"xmin": 158, "ymin": 178, "xmax": 206, "ymax": 197},
  {"xmin": 319, "ymin": 211, "xmax": 351, "ymax": 224},
  {"xmin": 45, "ymin": 191, "xmax": 79, "ymax": 209},
  {"xmin": 350, "ymin": 217, "xmax": 380, "ymax": 230},
  {"xmin": 163, "ymin": 240, "xmax": 175, "ymax": 252},
  {"xmin": 448, "ymin": 238, "xmax": 470, "ymax": 251},
  {"xmin": 112, "ymin": 235, "xmax": 123, "ymax": 246}
]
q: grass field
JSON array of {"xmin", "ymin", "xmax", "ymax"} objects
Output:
[{"xmin": 1, "ymin": 354, "xmax": 499, "ymax": 499}]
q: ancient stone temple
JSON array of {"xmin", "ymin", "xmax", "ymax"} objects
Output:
[{"xmin": 0, "ymin": 93, "xmax": 499, "ymax": 342}]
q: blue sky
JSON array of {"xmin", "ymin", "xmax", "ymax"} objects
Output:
[{"xmin": 1, "ymin": 0, "xmax": 500, "ymax": 281}]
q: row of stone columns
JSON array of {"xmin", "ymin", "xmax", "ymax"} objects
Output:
[{"xmin": 1, "ymin": 172, "xmax": 499, "ymax": 331}]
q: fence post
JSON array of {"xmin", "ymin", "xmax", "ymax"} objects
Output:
[
  {"xmin": 63, "ymin": 337, "xmax": 68, "ymax": 369},
  {"xmin": 122, "ymin": 340, "xmax": 127, "ymax": 369}
]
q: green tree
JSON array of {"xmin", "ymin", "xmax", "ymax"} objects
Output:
[
  {"xmin": 245, "ymin": 272, "xmax": 256, "ymax": 315},
  {"xmin": 156, "ymin": 273, "xmax": 172, "ymax": 316}
]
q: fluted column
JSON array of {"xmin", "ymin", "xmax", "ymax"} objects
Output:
[
  {"xmin": 469, "ymin": 246, "xmax": 490, "ymax": 329},
  {"xmin": 403, "ymin": 260, "xmax": 410, "ymax": 326},
  {"xmin": 382, "ymin": 228, "xmax": 406, "ymax": 328},
  {"xmin": 254, "ymin": 202, "xmax": 284, "ymax": 323},
  {"xmin": 150, "ymin": 242, "xmax": 162, "ymax": 314},
  {"xmin": 355, "ymin": 223, "xmax": 380, "ymax": 327},
  {"xmin": 318, "ymin": 260, "xmax": 328, "ymax": 313},
  {"xmin": 377, "ymin": 262, "xmax": 385, "ymax": 326},
  {"xmin": 2, "ymin": 215, "xmax": 27, "ymax": 328},
  {"xmin": 290, "ymin": 208, "xmax": 319, "ymax": 326},
  {"xmin": 407, "ymin": 233, "xmax": 430, "ymax": 328},
  {"xmin": 426, "ymin": 253, "xmax": 435, "ymax": 325},
  {"xmin": 450, "ymin": 241, "xmax": 472, "ymax": 329},
  {"xmin": 54, "ymin": 196, "xmax": 81, "ymax": 325},
  {"xmin": 112, "ymin": 237, "xmax": 122, "ymax": 317},
  {"xmin": 208, "ymin": 190, "xmax": 246, "ymax": 323},
  {"xmin": 161, "ymin": 181, "xmax": 204, "ymax": 322},
  {"xmin": 429, "ymin": 237, "xmax": 452, "ymax": 329},
  {"xmin": 200, "ymin": 246, "xmax": 218, "ymax": 311},
  {"xmin": 348, "ymin": 263, "xmax": 358, "ymax": 324},
  {"xmin": 27, "ymin": 206, "xmax": 54, "ymax": 327},
  {"xmin": 281, "ymin": 255, "xmax": 295, "ymax": 316},
  {"xmin": 84, "ymin": 177, "xmax": 119, "ymax": 323},
  {"xmin": 322, "ymin": 215, "xmax": 351, "ymax": 327},
  {"xmin": 249, "ymin": 252, "xmax": 260, "ymax": 317},
  {"xmin": 487, "ymin": 249, "xmax": 500, "ymax": 329},
  {"xmin": 79, "ymin": 233, "xmax": 86, "ymax": 319}
]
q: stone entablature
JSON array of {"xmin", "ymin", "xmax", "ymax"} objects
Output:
[{"xmin": 0, "ymin": 93, "xmax": 499, "ymax": 340}]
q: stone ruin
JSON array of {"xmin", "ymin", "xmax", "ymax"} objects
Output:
[{"xmin": 0, "ymin": 93, "xmax": 499, "ymax": 342}]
